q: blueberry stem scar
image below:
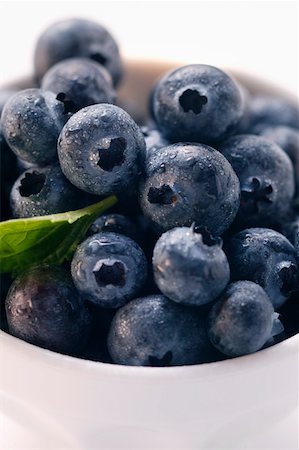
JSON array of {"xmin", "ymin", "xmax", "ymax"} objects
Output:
[
  {"xmin": 241, "ymin": 177, "xmax": 273, "ymax": 213},
  {"xmin": 147, "ymin": 185, "xmax": 177, "ymax": 205},
  {"xmin": 97, "ymin": 137, "xmax": 126, "ymax": 171},
  {"xmin": 93, "ymin": 261, "xmax": 126, "ymax": 287},
  {"xmin": 179, "ymin": 89, "xmax": 207, "ymax": 114},
  {"xmin": 19, "ymin": 172, "xmax": 46, "ymax": 197}
]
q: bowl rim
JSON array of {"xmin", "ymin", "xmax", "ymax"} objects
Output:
[{"xmin": 1, "ymin": 329, "xmax": 298, "ymax": 380}]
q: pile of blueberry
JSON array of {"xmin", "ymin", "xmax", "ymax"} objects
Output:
[{"xmin": 1, "ymin": 19, "xmax": 299, "ymax": 366}]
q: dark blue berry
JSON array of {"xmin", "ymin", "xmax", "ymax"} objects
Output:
[
  {"xmin": 10, "ymin": 164, "xmax": 90, "ymax": 218},
  {"xmin": 226, "ymin": 228, "xmax": 299, "ymax": 309},
  {"xmin": 152, "ymin": 64, "xmax": 244, "ymax": 144},
  {"xmin": 208, "ymin": 281, "xmax": 274, "ymax": 357},
  {"xmin": 41, "ymin": 57, "xmax": 116, "ymax": 113},
  {"xmin": 153, "ymin": 226, "xmax": 230, "ymax": 306},
  {"xmin": 87, "ymin": 213, "xmax": 139, "ymax": 242},
  {"xmin": 248, "ymin": 95, "xmax": 299, "ymax": 133},
  {"xmin": 1, "ymin": 89, "xmax": 66, "ymax": 166},
  {"xmin": 58, "ymin": 104, "xmax": 145, "ymax": 196},
  {"xmin": 34, "ymin": 18, "xmax": 123, "ymax": 86},
  {"xmin": 5, "ymin": 265, "xmax": 91, "ymax": 355},
  {"xmin": 139, "ymin": 143, "xmax": 240, "ymax": 235},
  {"xmin": 259, "ymin": 126, "xmax": 299, "ymax": 195},
  {"xmin": 219, "ymin": 135, "xmax": 295, "ymax": 228},
  {"xmin": 107, "ymin": 295, "xmax": 215, "ymax": 366},
  {"xmin": 71, "ymin": 232, "xmax": 147, "ymax": 308}
]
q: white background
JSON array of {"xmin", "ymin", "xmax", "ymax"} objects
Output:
[{"xmin": 0, "ymin": 0, "xmax": 298, "ymax": 96}]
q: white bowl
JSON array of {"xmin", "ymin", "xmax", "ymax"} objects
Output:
[{"xmin": 1, "ymin": 60, "xmax": 298, "ymax": 450}]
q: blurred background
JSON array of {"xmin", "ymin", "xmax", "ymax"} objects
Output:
[{"xmin": 0, "ymin": 0, "xmax": 298, "ymax": 97}]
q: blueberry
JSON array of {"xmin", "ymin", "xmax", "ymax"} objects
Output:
[
  {"xmin": 219, "ymin": 135, "xmax": 295, "ymax": 228},
  {"xmin": 226, "ymin": 228, "xmax": 299, "ymax": 309},
  {"xmin": 248, "ymin": 95, "xmax": 299, "ymax": 133},
  {"xmin": 151, "ymin": 64, "xmax": 244, "ymax": 144},
  {"xmin": 107, "ymin": 295, "xmax": 215, "ymax": 366},
  {"xmin": 207, "ymin": 281, "xmax": 274, "ymax": 357},
  {"xmin": 87, "ymin": 213, "xmax": 139, "ymax": 242},
  {"xmin": 0, "ymin": 88, "xmax": 18, "ymax": 115},
  {"xmin": 139, "ymin": 143, "xmax": 240, "ymax": 236},
  {"xmin": 153, "ymin": 226, "xmax": 230, "ymax": 306},
  {"xmin": 10, "ymin": 164, "xmax": 91, "ymax": 218},
  {"xmin": 41, "ymin": 57, "xmax": 116, "ymax": 113},
  {"xmin": 34, "ymin": 18, "xmax": 123, "ymax": 86},
  {"xmin": 259, "ymin": 126, "xmax": 299, "ymax": 195},
  {"xmin": 71, "ymin": 232, "xmax": 147, "ymax": 308},
  {"xmin": 1, "ymin": 89, "xmax": 66, "ymax": 166},
  {"xmin": 58, "ymin": 104, "xmax": 145, "ymax": 196},
  {"xmin": 5, "ymin": 265, "xmax": 92, "ymax": 355}
]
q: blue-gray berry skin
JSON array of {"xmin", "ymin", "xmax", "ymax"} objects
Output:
[
  {"xmin": 208, "ymin": 281, "xmax": 274, "ymax": 357},
  {"xmin": 10, "ymin": 164, "xmax": 90, "ymax": 218},
  {"xmin": 219, "ymin": 135, "xmax": 295, "ymax": 229},
  {"xmin": 34, "ymin": 18, "xmax": 123, "ymax": 86},
  {"xmin": 139, "ymin": 143, "xmax": 240, "ymax": 236},
  {"xmin": 87, "ymin": 213, "xmax": 139, "ymax": 242},
  {"xmin": 107, "ymin": 295, "xmax": 215, "ymax": 366},
  {"xmin": 71, "ymin": 232, "xmax": 147, "ymax": 308},
  {"xmin": 153, "ymin": 227, "xmax": 230, "ymax": 306},
  {"xmin": 259, "ymin": 126, "xmax": 299, "ymax": 195},
  {"xmin": 41, "ymin": 57, "xmax": 116, "ymax": 113},
  {"xmin": 226, "ymin": 228, "xmax": 299, "ymax": 309},
  {"xmin": 248, "ymin": 95, "xmax": 299, "ymax": 133},
  {"xmin": 58, "ymin": 104, "xmax": 146, "ymax": 196},
  {"xmin": 1, "ymin": 89, "xmax": 66, "ymax": 166},
  {"xmin": 5, "ymin": 265, "xmax": 92, "ymax": 356},
  {"xmin": 152, "ymin": 64, "xmax": 244, "ymax": 144}
]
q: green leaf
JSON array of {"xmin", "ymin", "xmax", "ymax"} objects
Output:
[{"xmin": 0, "ymin": 195, "xmax": 117, "ymax": 274}]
